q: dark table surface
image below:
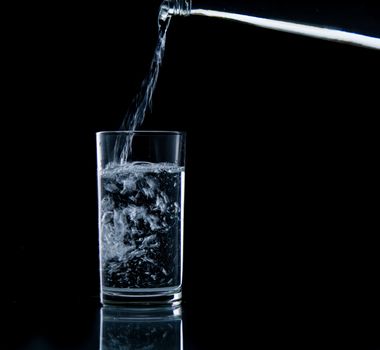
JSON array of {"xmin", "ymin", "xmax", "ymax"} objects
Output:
[{"xmin": 4, "ymin": 292, "xmax": 380, "ymax": 349}]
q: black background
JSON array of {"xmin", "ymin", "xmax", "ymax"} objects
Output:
[{"xmin": 3, "ymin": 1, "xmax": 380, "ymax": 349}]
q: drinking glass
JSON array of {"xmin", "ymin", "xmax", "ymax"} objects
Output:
[{"xmin": 97, "ymin": 131, "xmax": 186, "ymax": 305}]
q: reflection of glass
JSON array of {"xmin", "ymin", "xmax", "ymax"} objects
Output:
[{"xmin": 100, "ymin": 305, "xmax": 183, "ymax": 350}]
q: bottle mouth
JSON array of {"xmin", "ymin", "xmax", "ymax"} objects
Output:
[{"xmin": 159, "ymin": 0, "xmax": 191, "ymax": 22}]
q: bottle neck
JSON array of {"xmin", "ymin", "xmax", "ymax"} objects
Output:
[{"xmin": 160, "ymin": 0, "xmax": 191, "ymax": 21}]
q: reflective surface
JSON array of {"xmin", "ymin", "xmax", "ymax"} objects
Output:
[
  {"xmin": 100, "ymin": 305, "xmax": 182, "ymax": 350},
  {"xmin": 5, "ymin": 298, "xmax": 380, "ymax": 350}
]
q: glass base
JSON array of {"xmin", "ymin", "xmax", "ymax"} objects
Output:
[{"xmin": 101, "ymin": 286, "xmax": 182, "ymax": 306}]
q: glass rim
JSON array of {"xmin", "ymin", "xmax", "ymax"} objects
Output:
[{"xmin": 96, "ymin": 130, "xmax": 185, "ymax": 136}]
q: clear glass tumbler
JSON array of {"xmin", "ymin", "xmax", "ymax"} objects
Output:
[{"xmin": 96, "ymin": 131, "xmax": 186, "ymax": 305}]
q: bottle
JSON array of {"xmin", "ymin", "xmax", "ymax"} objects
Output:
[{"xmin": 160, "ymin": 0, "xmax": 380, "ymax": 49}]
